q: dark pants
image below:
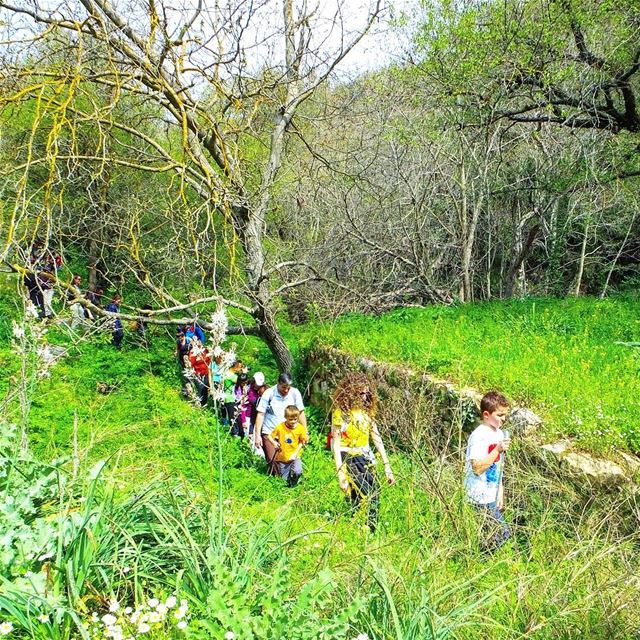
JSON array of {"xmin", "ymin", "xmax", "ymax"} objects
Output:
[
  {"xmin": 474, "ymin": 502, "xmax": 510, "ymax": 553},
  {"xmin": 261, "ymin": 435, "xmax": 279, "ymax": 476},
  {"xmin": 278, "ymin": 458, "xmax": 303, "ymax": 487},
  {"xmin": 194, "ymin": 374, "xmax": 209, "ymax": 407},
  {"xmin": 25, "ymin": 274, "xmax": 43, "ymax": 313},
  {"xmin": 112, "ymin": 328, "xmax": 124, "ymax": 348},
  {"xmin": 224, "ymin": 402, "xmax": 239, "ymax": 432},
  {"xmin": 345, "ymin": 455, "xmax": 380, "ymax": 532}
]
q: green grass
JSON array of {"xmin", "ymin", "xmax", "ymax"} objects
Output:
[
  {"xmin": 298, "ymin": 295, "xmax": 640, "ymax": 453},
  {"xmin": 2, "ymin": 279, "xmax": 640, "ymax": 638}
]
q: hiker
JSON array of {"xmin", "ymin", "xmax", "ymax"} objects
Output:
[
  {"xmin": 67, "ymin": 274, "xmax": 92, "ymax": 330},
  {"xmin": 247, "ymin": 371, "xmax": 267, "ymax": 436},
  {"xmin": 209, "ymin": 349, "xmax": 224, "ymax": 401},
  {"xmin": 267, "ymin": 405, "xmax": 309, "ymax": 487},
  {"xmin": 185, "ymin": 321, "xmax": 205, "ymax": 345},
  {"xmin": 135, "ymin": 303, "xmax": 152, "ymax": 346},
  {"xmin": 222, "ymin": 360, "xmax": 243, "ymax": 427},
  {"xmin": 331, "ymin": 372, "xmax": 395, "ymax": 533},
  {"xmin": 37, "ymin": 255, "xmax": 57, "ymax": 319},
  {"xmin": 105, "ymin": 295, "xmax": 124, "ymax": 348},
  {"xmin": 254, "ymin": 373, "xmax": 306, "ymax": 476},
  {"xmin": 464, "ymin": 390, "xmax": 511, "ymax": 553},
  {"xmin": 232, "ymin": 372, "xmax": 251, "ymax": 438},
  {"xmin": 187, "ymin": 337, "xmax": 212, "ymax": 406}
]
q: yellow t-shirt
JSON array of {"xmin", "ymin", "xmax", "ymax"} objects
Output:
[
  {"xmin": 270, "ymin": 422, "xmax": 308, "ymax": 462},
  {"xmin": 332, "ymin": 408, "xmax": 372, "ymax": 449}
]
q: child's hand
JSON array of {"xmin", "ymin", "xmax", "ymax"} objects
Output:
[
  {"xmin": 498, "ymin": 437, "xmax": 511, "ymax": 452},
  {"xmin": 385, "ymin": 465, "xmax": 395, "ymax": 485},
  {"xmin": 338, "ymin": 473, "xmax": 349, "ymax": 494}
]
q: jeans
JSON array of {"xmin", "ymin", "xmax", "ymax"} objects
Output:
[
  {"xmin": 193, "ymin": 374, "xmax": 209, "ymax": 407},
  {"xmin": 278, "ymin": 458, "xmax": 303, "ymax": 486},
  {"xmin": 474, "ymin": 501, "xmax": 510, "ymax": 552}
]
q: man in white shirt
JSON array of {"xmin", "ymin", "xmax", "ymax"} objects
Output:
[{"xmin": 254, "ymin": 372, "xmax": 306, "ymax": 475}]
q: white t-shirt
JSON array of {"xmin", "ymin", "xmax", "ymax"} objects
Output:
[
  {"xmin": 257, "ymin": 385, "xmax": 305, "ymax": 435},
  {"xmin": 464, "ymin": 423, "xmax": 505, "ymax": 505}
]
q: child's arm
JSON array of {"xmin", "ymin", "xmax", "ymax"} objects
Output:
[
  {"xmin": 266, "ymin": 433, "xmax": 280, "ymax": 449},
  {"xmin": 331, "ymin": 427, "xmax": 349, "ymax": 493},
  {"xmin": 470, "ymin": 442, "xmax": 506, "ymax": 476},
  {"xmin": 371, "ymin": 422, "xmax": 395, "ymax": 485}
]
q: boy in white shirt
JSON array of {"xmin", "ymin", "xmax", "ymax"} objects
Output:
[{"xmin": 464, "ymin": 390, "xmax": 511, "ymax": 552}]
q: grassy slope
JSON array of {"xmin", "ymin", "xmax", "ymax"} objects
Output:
[
  {"xmin": 298, "ymin": 296, "xmax": 640, "ymax": 453},
  {"xmin": 2, "ymin": 282, "xmax": 640, "ymax": 638}
]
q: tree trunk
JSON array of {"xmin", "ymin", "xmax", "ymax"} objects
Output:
[
  {"xmin": 600, "ymin": 210, "xmax": 637, "ymax": 298},
  {"xmin": 573, "ymin": 220, "xmax": 590, "ymax": 296}
]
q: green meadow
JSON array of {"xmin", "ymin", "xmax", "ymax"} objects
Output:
[
  {"xmin": 300, "ymin": 295, "xmax": 640, "ymax": 454},
  {"xmin": 2, "ymin": 290, "xmax": 640, "ymax": 639}
]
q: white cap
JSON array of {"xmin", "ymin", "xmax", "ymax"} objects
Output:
[{"xmin": 253, "ymin": 371, "xmax": 265, "ymax": 386}]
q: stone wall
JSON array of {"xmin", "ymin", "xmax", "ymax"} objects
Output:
[{"xmin": 305, "ymin": 346, "xmax": 640, "ymax": 490}]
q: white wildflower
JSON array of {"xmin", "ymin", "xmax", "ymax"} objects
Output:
[
  {"xmin": 355, "ymin": 634, "xmax": 370, "ymax": 640},
  {"xmin": 105, "ymin": 624, "xmax": 123, "ymax": 640},
  {"xmin": 147, "ymin": 598, "xmax": 159, "ymax": 608},
  {"xmin": 37, "ymin": 614, "xmax": 49, "ymax": 623},
  {"xmin": 148, "ymin": 611, "xmax": 161, "ymax": 624},
  {"xmin": 38, "ymin": 551, "xmax": 54, "ymax": 561},
  {"xmin": 137, "ymin": 622, "xmax": 151, "ymax": 634},
  {"xmin": 122, "ymin": 566, "xmax": 130, "ymax": 574},
  {"xmin": 0, "ymin": 621, "xmax": 13, "ymax": 635},
  {"xmin": 91, "ymin": 612, "xmax": 99, "ymax": 623},
  {"xmin": 108, "ymin": 599, "xmax": 120, "ymax": 613},
  {"xmin": 222, "ymin": 349, "xmax": 237, "ymax": 367},
  {"xmin": 165, "ymin": 595, "xmax": 177, "ymax": 609},
  {"xmin": 101, "ymin": 613, "xmax": 117, "ymax": 627},
  {"xmin": 155, "ymin": 603, "xmax": 167, "ymax": 616},
  {"xmin": 209, "ymin": 309, "xmax": 228, "ymax": 345},
  {"xmin": 12, "ymin": 322, "xmax": 25, "ymax": 340},
  {"xmin": 224, "ymin": 632, "xmax": 235, "ymax": 640},
  {"xmin": 177, "ymin": 620, "xmax": 188, "ymax": 630},
  {"xmin": 174, "ymin": 607, "xmax": 186, "ymax": 620}
]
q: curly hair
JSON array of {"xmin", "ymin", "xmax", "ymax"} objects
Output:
[{"xmin": 332, "ymin": 371, "xmax": 378, "ymax": 416}]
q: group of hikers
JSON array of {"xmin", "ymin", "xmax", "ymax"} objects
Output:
[
  {"xmin": 173, "ymin": 321, "xmax": 397, "ymax": 530},
  {"xmin": 174, "ymin": 323, "xmax": 512, "ymax": 549},
  {"xmin": 20, "ymin": 242, "xmax": 512, "ymax": 548}
]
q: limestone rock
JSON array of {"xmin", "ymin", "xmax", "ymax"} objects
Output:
[
  {"xmin": 541, "ymin": 441, "xmax": 571, "ymax": 458},
  {"xmin": 509, "ymin": 407, "xmax": 542, "ymax": 437},
  {"xmin": 561, "ymin": 452, "xmax": 627, "ymax": 488}
]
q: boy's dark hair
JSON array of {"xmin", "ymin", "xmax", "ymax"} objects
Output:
[
  {"xmin": 278, "ymin": 372, "xmax": 293, "ymax": 385},
  {"xmin": 480, "ymin": 390, "xmax": 509, "ymax": 414}
]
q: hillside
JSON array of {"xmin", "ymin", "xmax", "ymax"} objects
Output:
[
  {"xmin": 300, "ymin": 296, "xmax": 640, "ymax": 454},
  {"xmin": 1, "ymin": 291, "xmax": 640, "ymax": 639}
]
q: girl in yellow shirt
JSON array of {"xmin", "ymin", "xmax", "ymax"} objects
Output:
[{"xmin": 331, "ymin": 372, "xmax": 395, "ymax": 532}]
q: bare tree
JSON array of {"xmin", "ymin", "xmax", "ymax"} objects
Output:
[{"xmin": 0, "ymin": 0, "xmax": 382, "ymax": 369}]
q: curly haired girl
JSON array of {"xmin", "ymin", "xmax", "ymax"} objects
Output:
[{"xmin": 331, "ymin": 372, "xmax": 395, "ymax": 532}]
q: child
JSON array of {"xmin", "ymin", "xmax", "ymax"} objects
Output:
[
  {"xmin": 464, "ymin": 390, "xmax": 511, "ymax": 553},
  {"xmin": 267, "ymin": 405, "xmax": 309, "ymax": 487},
  {"xmin": 232, "ymin": 372, "xmax": 251, "ymax": 437}
]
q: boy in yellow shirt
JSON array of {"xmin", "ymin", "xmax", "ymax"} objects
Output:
[{"xmin": 267, "ymin": 405, "xmax": 309, "ymax": 486}]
